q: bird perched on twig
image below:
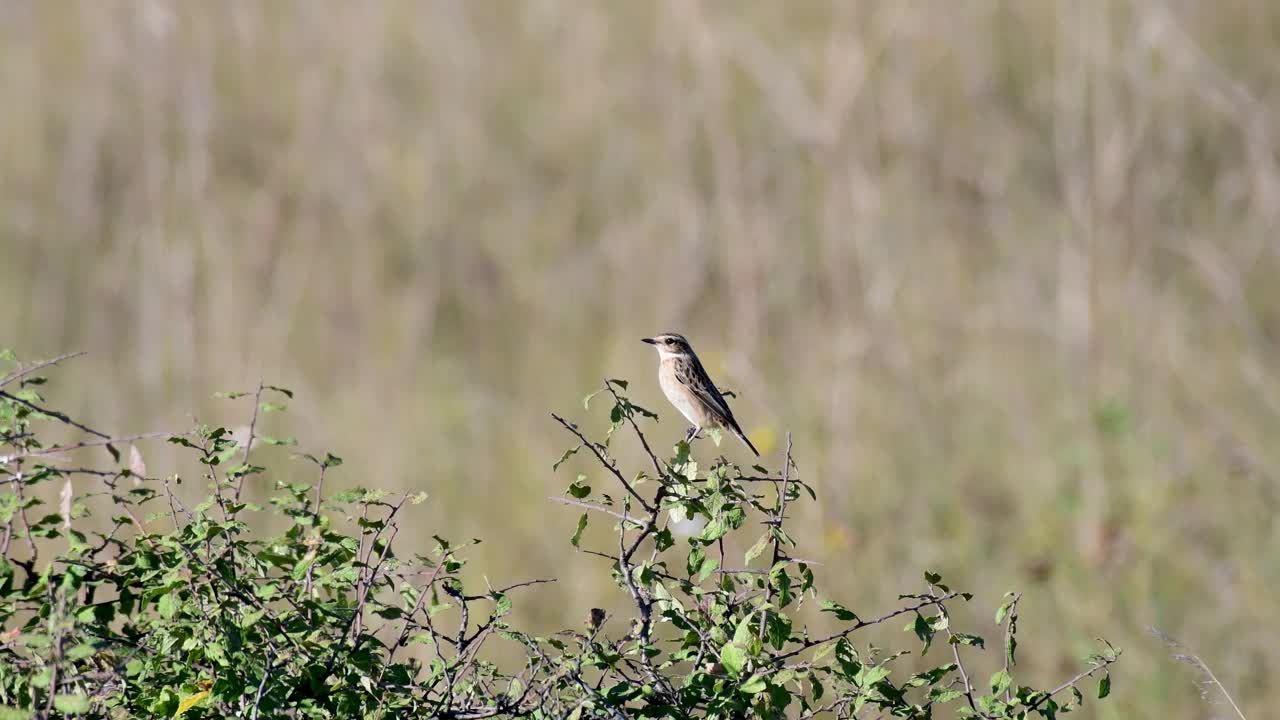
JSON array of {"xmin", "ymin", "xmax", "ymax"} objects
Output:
[{"xmin": 642, "ymin": 333, "xmax": 760, "ymax": 457}]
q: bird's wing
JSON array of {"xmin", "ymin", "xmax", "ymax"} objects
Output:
[{"xmin": 676, "ymin": 356, "xmax": 740, "ymax": 429}]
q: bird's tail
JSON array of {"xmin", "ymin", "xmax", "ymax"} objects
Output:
[{"xmin": 734, "ymin": 427, "xmax": 761, "ymax": 457}]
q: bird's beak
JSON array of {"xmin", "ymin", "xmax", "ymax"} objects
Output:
[{"xmin": 642, "ymin": 337, "xmax": 657, "ymax": 345}]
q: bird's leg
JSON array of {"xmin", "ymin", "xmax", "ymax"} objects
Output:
[{"xmin": 685, "ymin": 426, "xmax": 700, "ymax": 443}]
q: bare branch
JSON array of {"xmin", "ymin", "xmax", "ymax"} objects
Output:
[
  {"xmin": 0, "ymin": 351, "xmax": 87, "ymax": 389},
  {"xmin": 550, "ymin": 412, "xmax": 653, "ymax": 513},
  {"xmin": 602, "ymin": 379, "xmax": 665, "ymax": 480},
  {"xmin": 0, "ymin": 431, "xmax": 181, "ymax": 464},
  {"xmin": 0, "ymin": 389, "xmax": 112, "ymax": 441},
  {"xmin": 549, "ymin": 495, "xmax": 647, "ymax": 525}
]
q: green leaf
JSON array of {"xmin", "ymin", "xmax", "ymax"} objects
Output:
[
  {"xmin": 0, "ymin": 708, "xmax": 32, "ymax": 720},
  {"xmin": 923, "ymin": 570, "xmax": 950, "ymax": 591},
  {"xmin": 995, "ymin": 592, "xmax": 1017, "ymax": 625},
  {"xmin": 65, "ymin": 643, "xmax": 97, "ymax": 661},
  {"xmin": 53, "ymin": 695, "xmax": 90, "ymax": 714},
  {"xmin": 552, "ymin": 446, "xmax": 580, "ymax": 471},
  {"xmin": 821, "ymin": 600, "xmax": 859, "ymax": 622},
  {"xmin": 698, "ymin": 516, "xmax": 730, "ymax": 543},
  {"xmin": 707, "ymin": 427, "xmax": 723, "ymax": 446},
  {"xmin": 766, "ymin": 613, "xmax": 792, "ymax": 650},
  {"xmin": 720, "ymin": 643, "xmax": 747, "ymax": 676},
  {"xmin": 493, "ymin": 592, "xmax": 512, "ymax": 617},
  {"xmin": 696, "ymin": 555, "xmax": 719, "ymax": 583},
  {"xmin": 258, "ymin": 435, "xmax": 297, "ymax": 446},
  {"xmin": 856, "ymin": 664, "xmax": 891, "ymax": 687},
  {"xmin": 949, "ymin": 632, "xmax": 985, "ymax": 648},
  {"xmin": 608, "ymin": 379, "xmax": 629, "ymax": 389},
  {"xmin": 744, "ymin": 533, "xmax": 771, "ymax": 565},
  {"xmin": 990, "ymin": 670, "xmax": 1011, "ymax": 695},
  {"xmin": 570, "ymin": 513, "xmax": 588, "ymax": 547},
  {"xmin": 568, "ymin": 476, "xmax": 591, "ymax": 499},
  {"xmin": 1005, "ymin": 627, "xmax": 1018, "ymax": 667},
  {"xmin": 929, "ymin": 688, "xmax": 964, "ymax": 704},
  {"xmin": 907, "ymin": 663, "xmax": 957, "ymax": 687},
  {"xmin": 291, "ymin": 551, "xmax": 318, "ymax": 581},
  {"xmin": 687, "ymin": 547, "xmax": 705, "ymax": 578},
  {"xmin": 911, "ymin": 613, "xmax": 935, "ymax": 653},
  {"xmin": 739, "ymin": 675, "xmax": 768, "ymax": 694},
  {"xmin": 812, "ymin": 642, "xmax": 837, "ymax": 663},
  {"xmin": 1098, "ymin": 672, "xmax": 1111, "ymax": 699},
  {"xmin": 733, "ymin": 614, "xmax": 756, "ymax": 646},
  {"xmin": 157, "ymin": 592, "xmax": 179, "ymax": 619}
]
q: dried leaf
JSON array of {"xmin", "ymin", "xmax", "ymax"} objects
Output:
[
  {"xmin": 174, "ymin": 689, "xmax": 210, "ymax": 717},
  {"xmin": 60, "ymin": 476, "xmax": 73, "ymax": 529},
  {"xmin": 129, "ymin": 444, "xmax": 146, "ymax": 485}
]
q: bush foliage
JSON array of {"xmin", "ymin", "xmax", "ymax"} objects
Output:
[{"xmin": 0, "ymin": 353, "xmax": 1117, "ymax": 718}]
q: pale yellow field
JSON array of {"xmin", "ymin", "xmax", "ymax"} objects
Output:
[{"xmin": 3, "ymin": 2, "xmax": 1279, "ymax": 716}]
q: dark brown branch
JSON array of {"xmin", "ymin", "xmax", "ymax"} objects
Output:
[{"xmin": 0, "ymin": 389, "xmax": 113, "ymax": 443}]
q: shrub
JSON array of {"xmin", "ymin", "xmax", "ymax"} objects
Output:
[{"xmin": 0, "ymin": 353, "xmax": 1117, "ymax": 718}]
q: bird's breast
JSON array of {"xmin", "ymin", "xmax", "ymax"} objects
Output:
[{"xmin": 658, "ymin": 358, "xmax": 713, "ymax": 426}]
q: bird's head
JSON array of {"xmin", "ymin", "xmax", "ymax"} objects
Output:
[{"xmin": 642, "ymin": 333, "xmax": 693, "ymax": 358}]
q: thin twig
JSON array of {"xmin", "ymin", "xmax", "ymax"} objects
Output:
[
  {"xmin": 460, "ymin": 577, "xmax": 558, "ymax": 602},
  {"xmin": 926, "ymin": 582, "xmax": 985, "ymax": 717},
  {"xmin": 1023, "ymin": 652, "xmax": 1121, "ymax": 713},
  {"xmin": 0, "ymin": 431, "xmax": 180, "ymax": 464},
  {"xmin": 249, "ymin": 651, "xmax": 276, "ymax": 720},
  {"xmin": 0, "ymin": 389, "xmax": 111, "ymax": 440},
  {"xmin": 0, "ymin": 351, "xmax": 86, "ymax": 389},
  {"xmin": 550, "ymin": 412, "xmax": 653, "ymax": 513},
  {"xmin": 760, "ymin": 433, "xmax": 793, "ymax": 642},
  {"xmin": 549, "ymin": 496, "xmax": 647, "ymax": 525},
  {"xmin": 603, "ymin": 379, "xmax": 665, "ymax": 479},
  {"xmin": 234, "ymin": 380, "xmax": 266, "ymax": 503},
  {"xmin": 772, "ymin": 591, "xmax": 963, "ymax": 664}
]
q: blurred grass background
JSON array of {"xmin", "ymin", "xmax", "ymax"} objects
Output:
[{"xmin": 2, "ymin": 1, "xmax": 1279, "ymax": 716}]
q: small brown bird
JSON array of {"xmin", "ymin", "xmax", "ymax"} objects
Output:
[{"xmin": 642, "ymin": 333, "xmax": 760, "ymax": 457}]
